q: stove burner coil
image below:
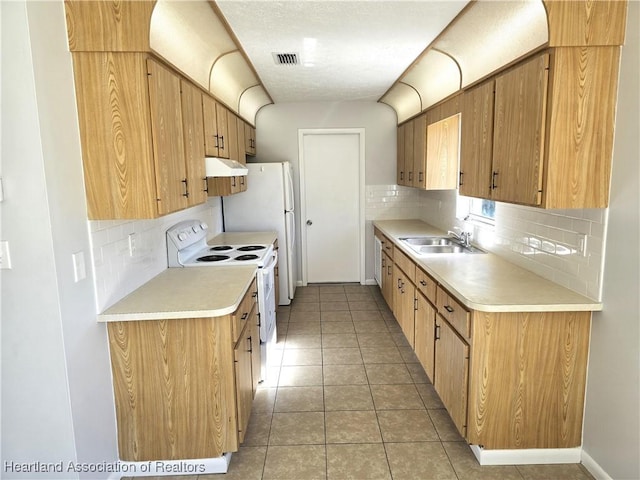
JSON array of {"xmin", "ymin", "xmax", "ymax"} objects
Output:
[
  {"xmin": 237, "ymin": 245, "xmax": 266, "ymax": 252},
  {"xmin": 234, "ymin": 254, "xmax": 260, "ymax": 261},
  {"xmin": 196, "ymin": 255, "xmax": 230, "ymax": 262},
  {"xmin": 209, "ymin": 245, "xmax": 233, "ymax": 251}
]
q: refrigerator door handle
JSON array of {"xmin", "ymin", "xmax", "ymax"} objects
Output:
[{"xmin": 284, "ymin": 163, "xmax": 295, "ymax": 212}]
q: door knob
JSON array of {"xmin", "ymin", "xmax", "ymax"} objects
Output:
[{"xmin": 306, "ymin": 220, "xmax": 313, "ymax": 226}]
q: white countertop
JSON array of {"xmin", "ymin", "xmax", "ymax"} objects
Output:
[
  {"xmin": 97, "ymin": 266, "xmax": 257, "ymax": 322},
  {"xmin": 374, "ymin": 219, "xmax": 602, "ymax": 313}
]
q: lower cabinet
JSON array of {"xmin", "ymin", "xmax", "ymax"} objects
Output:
[
  {"xmin": 434, "ymin": 315, "xmax": 470, "ymax": 438},
  {"xmin": 107, "ymin": 282, "xmax": 260, "ymax": 461},
  {"xmin": 376, "ymin": 232, "xmax": 592, "ymax": 451},
  {"xmin": 414, "ymin": 292, "xmax": 436, "ymax": 382}
]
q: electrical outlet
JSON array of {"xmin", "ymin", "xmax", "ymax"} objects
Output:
[
  {"xmin": 0, "ymin": 241, "xmax": 12, "ymax": 269},
  {"xmin": 128, "ymin": 233, "xmax": 137, "ymax": 257},
  {"xmin": 578, "ymin": 234, "xmax": 588, "ymax": 257}
]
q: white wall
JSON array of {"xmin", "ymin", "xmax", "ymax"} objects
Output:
[
  {"xmin": 1, "ymin": 1, "xmax": 119, "ymax": 477},
  {"xmin": 255, "ymin": 101, "xmax": 397, "ymax": 284},
  {"xmin": 582, "ymin": 2, "xmax": 640, "ymax": 478}
]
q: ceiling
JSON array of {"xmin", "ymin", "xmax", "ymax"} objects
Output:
[
  {"xmin": 150, "ymin": 0, "xmax": 549, "ymax": 124},
  {"xmin": 215, "ymin": 1, "xmax": 469, "ymax": 104}
]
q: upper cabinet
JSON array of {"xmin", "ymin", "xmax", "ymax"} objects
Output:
[
  {"xmin": 460, "ymin": 47, "xmax": 621, "ymax": 208},
  {"xmin": 180, "ymin": 80, "xmax": 208, "ymax": 207},
  {"xmin": 73, "ymin": 53, "xmax": 201, "ymax": 219}
]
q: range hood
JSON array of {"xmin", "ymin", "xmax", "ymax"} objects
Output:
[{"xmin": 205, "ymin": 157, "xmax": 249, "ymax": 177}]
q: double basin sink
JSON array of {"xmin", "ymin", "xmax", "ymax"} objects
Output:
[{"xmin": 399, "ymin": 236, "xmax": 486, "ymax": 255}]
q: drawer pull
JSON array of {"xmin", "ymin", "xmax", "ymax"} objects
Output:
[
  {"xmin": 444, "ymin": 305, "xmax": 454, "ymax": 313},
  {"xmin": 252, "ymin": 292, "xmax": 258, "ymax": 298},
  {"xmin": 241, "ymin": 312, "xmax": 249, "ymax": 320},
  {"xmin": 435, "ymin": 324, "xmax": 441, "ymax": 340},
  {"xmin": 247, "ymin": 336, "xmax": 252, "ymax": 353},
  {"xmin": 420, "ymin": 280, "xmax": 427, "ymax": 286}
]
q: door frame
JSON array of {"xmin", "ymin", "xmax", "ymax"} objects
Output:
[{"xmin": 298, "ymin": 128, "xmax": 366, "ymax": 286}]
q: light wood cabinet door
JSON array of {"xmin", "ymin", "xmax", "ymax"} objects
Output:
[
  {"xmin": 180, "ymin": 80, "xmax": 207, "ymax": 206},
  {"xmin": 226, "ymin": 110, "xmax": 240, "ymax": 162},
  {"xmin": 216, "ymin": 103, "xmax": 230, "ymax": 158},
  {"xmin": 147, "ymin": 58, "xmax": 188, "ymax": 215},
  {"xmin": 107, "ymin": 317, "xmax": 238, "ymax": 461},
  {"xmin": 425, "ymin": 113, "xmax": 460, "ymax": 190},
  {"xmin": 397, "ymin": 123, "xmax": 406, "ymax": 185},
  {"xmin": 393, "ymin": 265, "xmax": 415, "ymax": 348},
  {"xmin": 236, "ymin": 118, "xmax": 247, "ymax": 164},
  {"xmin": 492, "ymin": 53, "xmax": 549, "ymax": 206},
  {"xmin": 413, "ymin": 114, "xmax": 427, "ymax": 188},
  {"xmin": 245, "ymin": 122, "xmax": 257, "ymax": 156},
  {"xmin": 404, "ymin": 119, "xmax": 415, "ymax": 186},
  {"xmin": 382, "ymin": 251, "xmax": 394, "ymax": 310},
  {"xmin": 460, "ymin": 79, "xmax": 494, "ymax": 198},
  {"xmin": 72, "ymin": 52, "xmax": 158, "ymax": 219},
  {"xmin": 202, "ymin": 95, "xmax": 220, "ymax": 156},
  {"xmin": 234, "ymin": 320, "xmax": 254, "ymax": 445},
  {"xmin": 435, "ymin": 316, "xmax": 469, "ymax": 438},
  {"xmin": 414, "ymin": 292, "xmax": 436, "ymax": 382}
]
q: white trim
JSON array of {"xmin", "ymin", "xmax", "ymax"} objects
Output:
[
  {"xmin": 108, "ymin": 454, "xmax": 232, "ymax": 479},
  {"xmin": 470, "ymin": 445, "xmax": 581, "ymax": 466},
  {"xmin": 298, "ymin": 128, "xmax": 366, "ymax": 286},
  {"xmin": 581, "ymin": 450, "xmax": 613, "ymax": 480}
]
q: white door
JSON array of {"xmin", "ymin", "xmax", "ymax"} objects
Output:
[{"xmin": 300, "ymin": 130, "xmax": 363, "ymax": 284}]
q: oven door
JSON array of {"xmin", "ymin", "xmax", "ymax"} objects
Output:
[{"xmin": 257, "ymin": 250, "xmax": 277, "ymax": 342}]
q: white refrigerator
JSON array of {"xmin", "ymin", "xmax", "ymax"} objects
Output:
[{"xmin": 223, "ymin": 162, "xmax": 296, "ymax": 305}]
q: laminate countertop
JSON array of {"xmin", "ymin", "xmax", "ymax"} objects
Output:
[
  {"xmin": 374, "ymin": 219, "xmax": 602, "ymax": 313},
  {"xmin": 97, "ymin": 231, "xmax": 277, "ymax": 323},
  {"xmin": 97, "ymin": 266, "xmax": 257, "ymax": 322}
]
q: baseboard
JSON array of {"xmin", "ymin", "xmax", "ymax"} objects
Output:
[
  {"xmin": 470, "ymin": 445, "xmax": 581, "ymax": 465},
  {"xmin": 581, "ymin": 450, "xmax": 613, "ymax": 480},
  {"xmin": 108, "ymin": 453, "xmax": 232, "ymax": 479},
  {"xmin": 364, "ymin": 278, "xmax": 378, "ymax": 286}
]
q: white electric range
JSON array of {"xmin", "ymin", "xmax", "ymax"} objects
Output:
[{"xmin": 166, "ymin": 220, "xmax": 277, "ymax": 383}]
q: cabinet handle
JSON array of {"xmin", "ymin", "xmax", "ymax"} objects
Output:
[
  {"xmin": 214, "ymin": 134, "xmax": 219, "ymax": 148},
  {"xmin": 400, "ymin": 171, "xmax": 404, "ymax": 180},
  {"xmin": 387, "ymin": 265, "xmax": 392, "ymax": 275},
  {"xmin": 420, "ymin": 280, "xmax": 427, "ymax": 286},
  {"xmin": 419, "ymin": 172, "xmax": 423, "ymax": 183},
  {"xmin": 240, "ymin": 176, "xmax": 245, "ymax": 186},
  {"xmin": 182, "ymin": 178, "xmax": 189, "ymax": 198},
  {"xmin": 232, "ymin": 177, "xmax": 237, "ymax": 187},
  {"xmin": 491, "ymin": 171, "xmax": 498, "ymax": 190},
  {"xmin": 241, "ymin": 312, "xmax": 249, "ymax": 320},
  {"xmin": 444, "ymin": 305, "xmax": 454, "ymax": 313},
  {"xmin": 252, "ymin": 291, "xmax": 258, "ymax": 298},
  {"xmin": 248, "ymin": 336, "xmax": 252, "ymax": 353},
  {"xmin": 409, "ymin": 171, "xmax": 413, "ymax": 181},
  {"xmin": 220, "ymin": 135, "xmax": 225, "ymax": 150},
  {"xmin": 203, "ymin": 177, "xmax": 208, "ymax": 193},
  {"xmin": 459, "ymin": 171, "xmax": 464, "ymax": 186},
  {"xmin": 435, "ymin": 324, "xmax": 441, "ymax": 340},
  {"xmin": 397, "ymin": 278, "xmax": 402, "ymax": 289},
  {"xmin": 414, "ymin": 297, "xmax": 418, "ymax": 311}
]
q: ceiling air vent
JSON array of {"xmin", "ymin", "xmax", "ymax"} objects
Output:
[{"xmin": 272, "ymin": 52, "xmax": 299, "ymax": 65}]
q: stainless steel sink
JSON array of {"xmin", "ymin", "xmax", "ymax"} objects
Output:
[{"xmin": 399, "ymin": 236, "xmax": 486, "ymax": 255}]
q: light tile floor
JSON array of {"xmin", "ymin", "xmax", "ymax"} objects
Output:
[{"xmin": 147, "ymin": 284, "xmax": 596, "ymax": 480}]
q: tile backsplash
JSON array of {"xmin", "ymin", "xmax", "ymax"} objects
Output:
[
  {"xmin": 368, "ymin": 185, "xmax": 607, "ymax": 301},
  {"xmin": 89, "ymin": 198, "xmax": 223, "ymax": 313}
]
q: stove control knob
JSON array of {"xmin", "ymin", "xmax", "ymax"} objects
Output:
[
  {"xmin": 178, "ymin": 232, "xmax": 188, "ymax": 241},
  {"xmin": 200, "ymin": 222, "xmax": 208, "ymax": 231},
  {"xmin": 192, "ymin": 225, "xmax": 200, "ymax": 233}
]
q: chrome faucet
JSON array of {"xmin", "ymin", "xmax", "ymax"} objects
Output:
[{"xmin": 448, "ymin": 229, "xmax": 472, "ymax": 248}]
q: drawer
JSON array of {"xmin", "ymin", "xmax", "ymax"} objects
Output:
[
  {"xmin": 394, "ymin": 247, "xmax": 415, "ymax": 283},
  {"xmin": 415, "ymin": 267, "xmax": 437, "ymax": 304},
  {"xmin": 232, "ymin": 278, "xmax": 258, "ymax": 343},
  {"xmin": 436, "ymin": 285, "xmax": 470, "ymax": 340},
  {"xmin": 379, "ymin": 234, "xmax": 394, "ymax": 260}
]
